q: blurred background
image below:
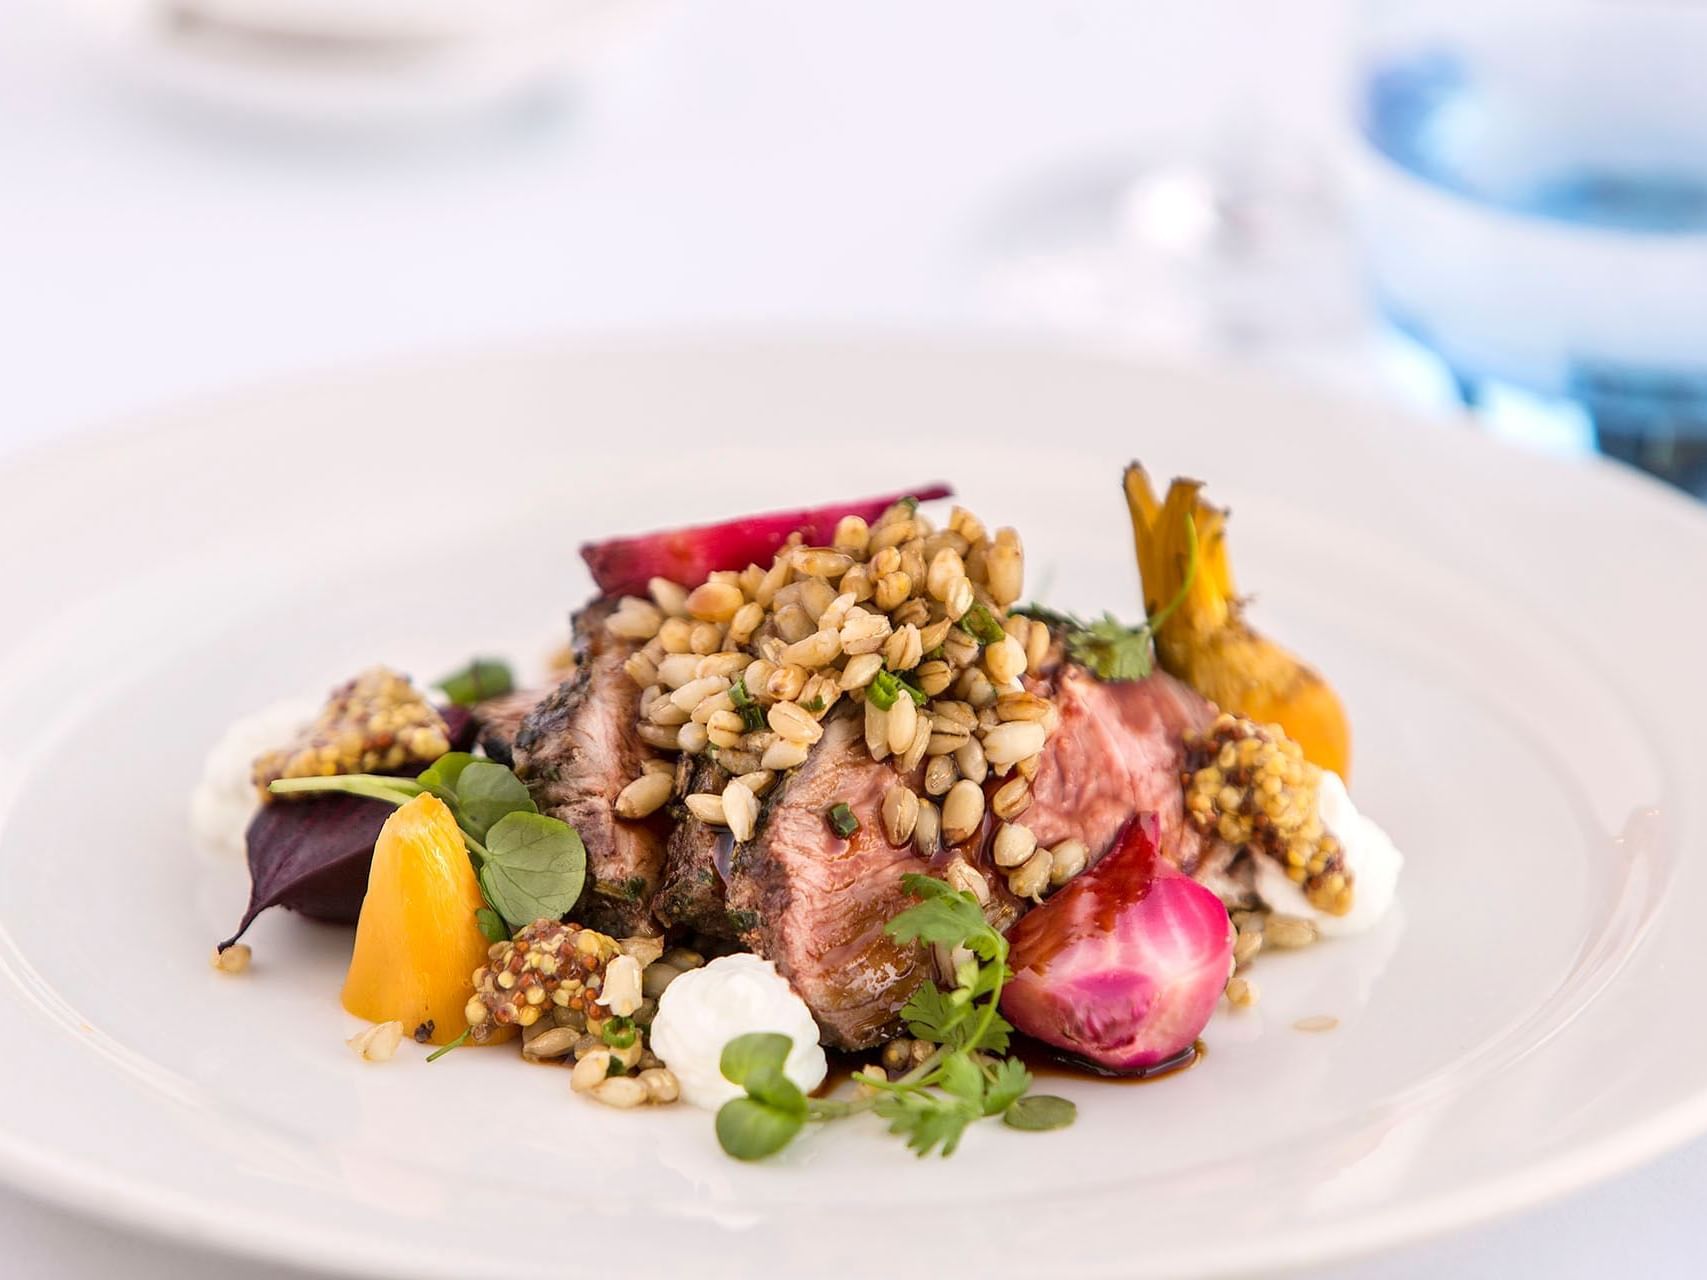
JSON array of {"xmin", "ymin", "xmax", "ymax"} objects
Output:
[
  {"xmin": 4, "ymin": 0, "xmax": 1707, "ymax": 1273},
  {"xmin": 7, "ymin": 0, "xmax": 1707, "ymax": 494}
]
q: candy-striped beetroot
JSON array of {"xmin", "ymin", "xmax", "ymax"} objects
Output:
[{"xmin": 1001, "ymin": 813, "xmax": 1233, "ymax": 1072}]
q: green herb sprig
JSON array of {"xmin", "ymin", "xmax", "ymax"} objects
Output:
[
  {"xmin": 435, "ymin": 657, "xmax": 515, "ymax": 707},
  {"xmin": 715, "ymin": 874, "xmax": 1074, "ymax": 1161},
  {"xmin": 268, "ymin": 752, "xmax": 586, "ymax": 940},
  {"xmin": 1015, "ymin": 512, "xmax": 1198, "ymax": 683}
]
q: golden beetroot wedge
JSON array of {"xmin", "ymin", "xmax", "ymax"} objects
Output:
[
  {"xmin": 341, "ymin": 793, "xmax": 497, "ymax": 1046},
  {"xmin": 1125, "ymin": 464, "xmax": 1352, "ymax": 779}
]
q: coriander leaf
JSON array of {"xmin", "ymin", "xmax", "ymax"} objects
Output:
[
  {"xmin": 887, "ymin": 875, "xmax": 1004, "ymax": 963},
  {"xmin": 901, "ymin": 982, "xmax": 969, "ymax": 1046},
  {"xmin": 934, "ymin": 1052, "xmax": 986, "ymax": 1107},
  {"xmin": 720, "ymin": 1032, "xmax": 793, "ymax": 1087},
  {"xmin": 454, "ymin": 760, "xmax": 538, "ymax": 841},
  {"xmin": 982, "ymin": 1058, "xmax": 1032, "ymax": 1116},
  {"xmin": 874, "ymin": 1091, "xmax": 980, "ymax": 1158},
  {"xmin": 436, "ymin": 658, "xmax": 514, "ymax": 708},
  {"xmin": 1067, "ymin": 614, "xmax": 1156, "ymax": 682},
  {"xmin": 966, "ymin": 1008, "xmax": 1014, "ymax": 1055},
  {"xmin": 475, "ymin": 908, "xmax": 509, "ymax": 943},
  {"xmin": 477, "ymin": 811, "xmax": 586, "ymax": 931},
  {"xmin": 716, "ymin": 1097, "xmax": 804, "ymax": 1161},
  {"xmin": 1003, "ymin": 1094, "xmax": 1077, "ymax": 1132}
]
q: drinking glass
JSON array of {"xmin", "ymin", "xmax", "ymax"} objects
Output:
[{"xmin": 1357, "ymin": 0, "xmax": 1707, "ymax": 493}]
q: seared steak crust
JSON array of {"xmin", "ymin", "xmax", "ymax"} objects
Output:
[
  {"xmin": 513, "ymin": 600, "xmax": 666, "ymax": 936},
  {"xmin": 653, "ymin": 757, "xmax": 743, "ymax": 939},
  {"xmin": 471, "ymin": 688, "xmax": 548, "ymax": 766}
]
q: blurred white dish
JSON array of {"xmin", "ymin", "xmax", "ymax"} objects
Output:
[
  {"xmin": 1, "ymin": 340, "xmax": 1705, "ymax": 1277},
  {"xmin": 67, "ymin": 0, "xmax": 666, "ymax": 127}
]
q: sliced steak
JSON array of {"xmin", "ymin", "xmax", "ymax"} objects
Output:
[
  {"xmin": 653, "ymin": 756, "xmax": 744, "ymax": 939},
  {"xmin": 470, "ymin": 688, "xmax": 548, "ymax": 766},
  {"xmin": 1024, "ymin": 665, "xmax": 1216, "ymax": 874},
  {"xmin": 725, "ymin": 711, "xmax": 932, "ymax": 1050},
  {"xmin": 513, "ymin": 600, "xmax": 667, "ymax": 936}
]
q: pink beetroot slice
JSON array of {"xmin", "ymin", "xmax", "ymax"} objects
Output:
[{"xmin": 579, "ymin": 484, "xmax": 953, "ymax": 597}]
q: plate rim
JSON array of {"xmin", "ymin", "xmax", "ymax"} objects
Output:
[{"xmin": 4, "ymin": 333, "xmax": 1707, "ymax": 1277}]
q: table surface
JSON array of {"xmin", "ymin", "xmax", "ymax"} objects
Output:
[{"xmin": 2, "ymin": 0, "xmax": 1701, "ymax": 1275}]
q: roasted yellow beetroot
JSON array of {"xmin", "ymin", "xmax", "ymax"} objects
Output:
[
  {"xmin": 1125, "ymin": 464, "xmax": 1352, "ymax": 778},
  {"xmin": 341, "ymin": 793, "xmax": 495, "ymax": 1046}
]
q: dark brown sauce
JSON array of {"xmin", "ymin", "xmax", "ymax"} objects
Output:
[
  {"xmin": 1012, "ymin": 1032, "xmax": 1204, "ymax": 1084},
  {"xmin": 815, "ymin": 1037, "xmax": 1203, "ymax": 1095}
]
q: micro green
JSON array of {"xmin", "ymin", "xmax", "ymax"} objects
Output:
[
  {"xmin": 268, "ymin": 756, "xmax": 585, "ymax": 940},
  {"xmin": 1016, "ymin": 513, "xmax": 1197, "ymax": 683},
  {"xmin": 713, "ymin": 873, "xmax": 1074, "ymax": 1161}
]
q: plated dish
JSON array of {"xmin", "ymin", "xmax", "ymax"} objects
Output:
[
  {"xmin": 1, "ymin": 342, "xmax": 1703, "ymax": 1279},
  {"xmin": 202, "ymin": 467, "xmax": 1406, "ymax": 1156}
]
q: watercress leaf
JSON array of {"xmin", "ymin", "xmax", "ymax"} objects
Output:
[
  {"xmin": 478, "ymin": 812, "xmax": 586, "ymax": 930},
  {"xmin": 435, "ymin": 658, "xmax": 514, "ymax": 708},
  {"xmin": 454, "ymin": 760, "xmax": 537, "ymax": 841},
  {"xmin": 743, "ymin": 1064, "xmax": 808, "ymax": 1118},
  {"xmin": 475, "ymin": 908, "xmax": 509, "ymax": 943},
  {"xmin": 982, "ymin": 1058, "xmax": 1032, "ymax": 1116},
  {"xmin": 720, "ymin": 1031, "xmax": 793, "ymax": 1087},
  {"xmin": 716, "ymin": 1097, "xmax": 804, "ymax": 1161},
  {"xmin": 1003, "ymin": 1094, "xmax": 1077, "ymax": 1132},
  {"xmin": 416, "ymin": 752, "xmax": 478, "ymax": 796},
  {"xmin": 934, "ymin": 1052, "xmax": 986, "ymax": 1106}
]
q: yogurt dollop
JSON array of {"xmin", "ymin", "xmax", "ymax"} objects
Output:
[
  {"xmin": 1253, "ymin": 771, "xmax": 1403, "ymax": 936},
  {"xmin": 189, "ymin": 699, "xmax": 318, "ymax": 858},
  {"xmin": 648, "ymin": 953, "xmax": 827, "ymax": 1110}
]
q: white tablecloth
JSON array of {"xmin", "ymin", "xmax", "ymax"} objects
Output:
[{"xmin": 1, "ymin": 0, "xmax": 1699, "ymax": 1274}]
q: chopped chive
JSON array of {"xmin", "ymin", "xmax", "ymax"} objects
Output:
[
  {"xmin": 868, "ymin": 671, "xmax": 901, "ymax": 710},
  {"xmin": 960, "ymin": 603, "xmax": 1007, "ymax": 647},
  {"xmin": 827, "ymin": 803, "xmax": 860, "ymax": 838},
  {"xmin": 897, "ymin": 676, "xmax": 927, "ymax": 706},
  {"xmin": 425, "ymin": 1027, "xmax": 472, "ymax": 1063},
  {"xmin": 730, "ymin": 677, "xmax": 768, "ymax": 732},
  {"xmin": 803, "ymin": 695, "xmax": 826, "ymax": 713},
  {"xmin": 602, "ymin": 1016, "xmax": 638, "ymax": 1049}
]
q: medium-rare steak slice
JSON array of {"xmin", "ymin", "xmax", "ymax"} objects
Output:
[
  {"xmin": 513, "ymin": 600, "xmax": 667, "ymax": 936},
  {"xmin": 1024, "ymin": 664, "xmax": 1215, "ymax": 875},
  {"xmin": 653, "ymin": 756, "xmax": 743, "ymax": 939},
  {"xmin": 725, "ymin": 711, "xmax": 933, "ymax": 1050}
]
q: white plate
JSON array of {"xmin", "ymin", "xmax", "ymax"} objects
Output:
[{"xmin": 1, "ymin": 340, "xmax": 1704, "ymax": 1279}]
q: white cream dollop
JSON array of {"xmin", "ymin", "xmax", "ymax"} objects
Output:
[
  {"xmin": 189, "ymin": 698, "xmax": 319, "ymax": 858},
  {"xmin": 648, "ymin": 953, "xmax": 827, "ymax": 1111},
  {"xmin": 1253, "ymin": 771, "xmax": 1403, "ymax": 937}
]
